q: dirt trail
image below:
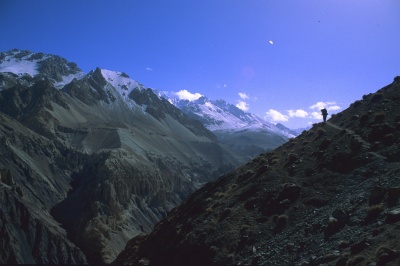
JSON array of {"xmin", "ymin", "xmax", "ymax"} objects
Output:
[
  {"xmin": 325, "ymin": 121, "xmax": 370, "ymax": 147},
  {"xmin": 326, "ymin": 121, "xmax": 355, "ymax": 134},
  {"xmin": 326, "ymin": 120, "xmax": 363, "ymax": 135},
  {"xmin": 325, "ymin": 121, "xmax": 388, "ymax": 160}
]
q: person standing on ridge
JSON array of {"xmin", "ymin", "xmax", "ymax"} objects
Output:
[{"xmin": 321, "ymin": 108, "xmax": 328, "ymax": 122}]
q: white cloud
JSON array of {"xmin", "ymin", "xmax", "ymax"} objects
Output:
[
  {"xmin": 238, "ymin": 92, "xmax": 249, "ymax": 100},
  {"xmin": 174, "ymin": 90, "xmax": 203, "ymax": 101},
  {"xmin": 309, "ymin": 101, "xmax": 327, "ymax": 110},
  {"xmin": 307, "ymin": 101, "xmax": 342, "ymax": 121},
  {"xmin": 288, "ymin": 109, "xmax": 308, "ymax": 118},
  {"xmin": 145, "ymin": 67, "xmax": 152, "ymax": 71},
  {"xmin": 311, "ymin": 111, "xmax": 322, "ymax": 120},
  {"xmin": 236, "ymin": 101, "xmax": 249, "ymax": 111},
  {"xmin": 310, "ymin": 102, "xmax": 342, "ymax": 116},
  {"xmin": 310, "ymin": 101, "xmax": 341, "ymax": 112},
  {"xmin": 264, "ymin": 100, "xmax": 341, "ymax": 125},
  {"xmin": 269, "ymin": 40, "xmax": 274, "ymax": 44},
  {"xmin": 328, "ymin": 105, "xmax": 341, "ymax": 111},
  {"xmin": 265, "ymin": 109, "xmax": 289, "ymax": 122}
]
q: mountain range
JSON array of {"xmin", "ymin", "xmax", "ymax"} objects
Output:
[
  {"xmin": 0, "ymin": 49, "xmax": 291, "ymax": 264},
  {"xmin": 4, "ymin": 49, "xmax": 396, "ymax": 266},
  {"xmin": 164, "ymin": 94, "xmax": 297, "ymax": 160}
]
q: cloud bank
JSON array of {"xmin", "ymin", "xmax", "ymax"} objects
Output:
[
  {"xmin": 265, "ymin": 109, "xmax": 289, "ymax": 122},
  {"xmin": 288, "ymin": 109, "xmax": 308, "ymax": 118},
  {"xmin": 175, "ymin": 90, "xmax": 203, "ymax": 101},
  {"xmin": 238, "ymin": 92, "xmax": 249, "ymax": 100},
  {"xmin": 309, "ymin": 101, "xmax": 341, "ymax": 112},
  {"xmin": 264, "ymin": 101, "xmax": 342, "ymax": 125},
  {"xmin": 236, "ymin": 101, "xmax": 249, "ymax": 111}
]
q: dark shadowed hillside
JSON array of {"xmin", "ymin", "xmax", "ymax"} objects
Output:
[{"xmin": 115, "ymin": 77, "xmax": 400, "ymax": 266}]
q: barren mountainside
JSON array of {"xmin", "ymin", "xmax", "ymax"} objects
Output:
[
  {"xmin": 0, "ymin": 49, "xmax": 246, "ymax": 264},
  {"xmin": 115, "ymin": 77, "xmax": 400, "ymax": 266}
]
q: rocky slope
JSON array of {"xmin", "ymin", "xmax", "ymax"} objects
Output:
[
  {"xmin": 0, "ymin": 49, "xmax": 242, "ymax": 264},
  {"xmin": 115, "ymin": 77, "xmax": 400, "ymax": 265},
  {"xmin": 0, "ymin": 111, "xmax": 87, "ymax": 264}
]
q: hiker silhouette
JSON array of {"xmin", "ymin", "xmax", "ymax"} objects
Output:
[{"xmin": 321, "ymin": 108, "xmax": 328, "ymax": 122}]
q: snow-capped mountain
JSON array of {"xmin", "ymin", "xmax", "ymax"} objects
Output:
[
  {"xmin": 158, "ymin": 94, "xmax": 295, "ymax": 159},
  {"xmin": 101, "ymin": 69, "xmax": 143, "ymax": 98},
  {"xmin": 1, "ymin": 50, "xmax": 147, "ymax": 115},
  {"xmin": 1, "ymin": 50, "xmax": 161, "ymax": 115},
  {"xmin": 166, "ymin": 94, "xmax": 295, "ymax": 137},
  {"xmin": 0, "ymin": 49, "xmax": 296, "ymax": 140},
  {"xmin": 0, "ymin": 49, "xmax": 85, "ymax": 89}
]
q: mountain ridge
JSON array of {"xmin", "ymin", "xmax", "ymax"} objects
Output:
[{"xmin": 166, "ymin": 93, "xmax": 295, "ymax": 135}]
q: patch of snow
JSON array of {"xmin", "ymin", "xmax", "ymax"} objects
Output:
[
  {"xmin": 100, "ymin": 69, "xmax": 140, "ymax": 100},
  {"xmin": 54, "ymin": 72, "xmax": 86, "ymax": 89},
  {"xmin": 0, "ymin": 56, "xmax": 39, "ymax": 77}
]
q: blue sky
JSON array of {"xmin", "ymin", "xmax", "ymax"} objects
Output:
[{"xmin": 1, "ymin": 0, "xmax": 399, "ymax": 128}]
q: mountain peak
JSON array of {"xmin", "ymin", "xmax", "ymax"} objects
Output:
[
  {"xmin": 0, "ymin": 49, "xmax": 84, "ymax": 90},
  {"xmin": 100, "ymin": 68, "xmax": 142, "ymax": 99},
  {"xmin": 0, "ymin": 49, "xmax": 42, "ymax": 77}
]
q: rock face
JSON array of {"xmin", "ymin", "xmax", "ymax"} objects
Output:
[
  {"xmin": 115, "ymin": 77, "xmax": 400, "ymax": 265},
  {"xmin": 0, "ymin": 112, "xmax": 87, "ymax": 264},
  {"xmin": 0, "ymin": 49, "xmax": 242, "ymax": 264}
]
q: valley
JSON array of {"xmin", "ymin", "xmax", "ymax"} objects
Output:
[{"xmin": 0, "ymin": 49, "xmax": 291, "ymax": 264}]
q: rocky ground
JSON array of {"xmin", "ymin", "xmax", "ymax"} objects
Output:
[{"xmin": 115, "ymin": 77, "xmax": 400, "ymax": 265}]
